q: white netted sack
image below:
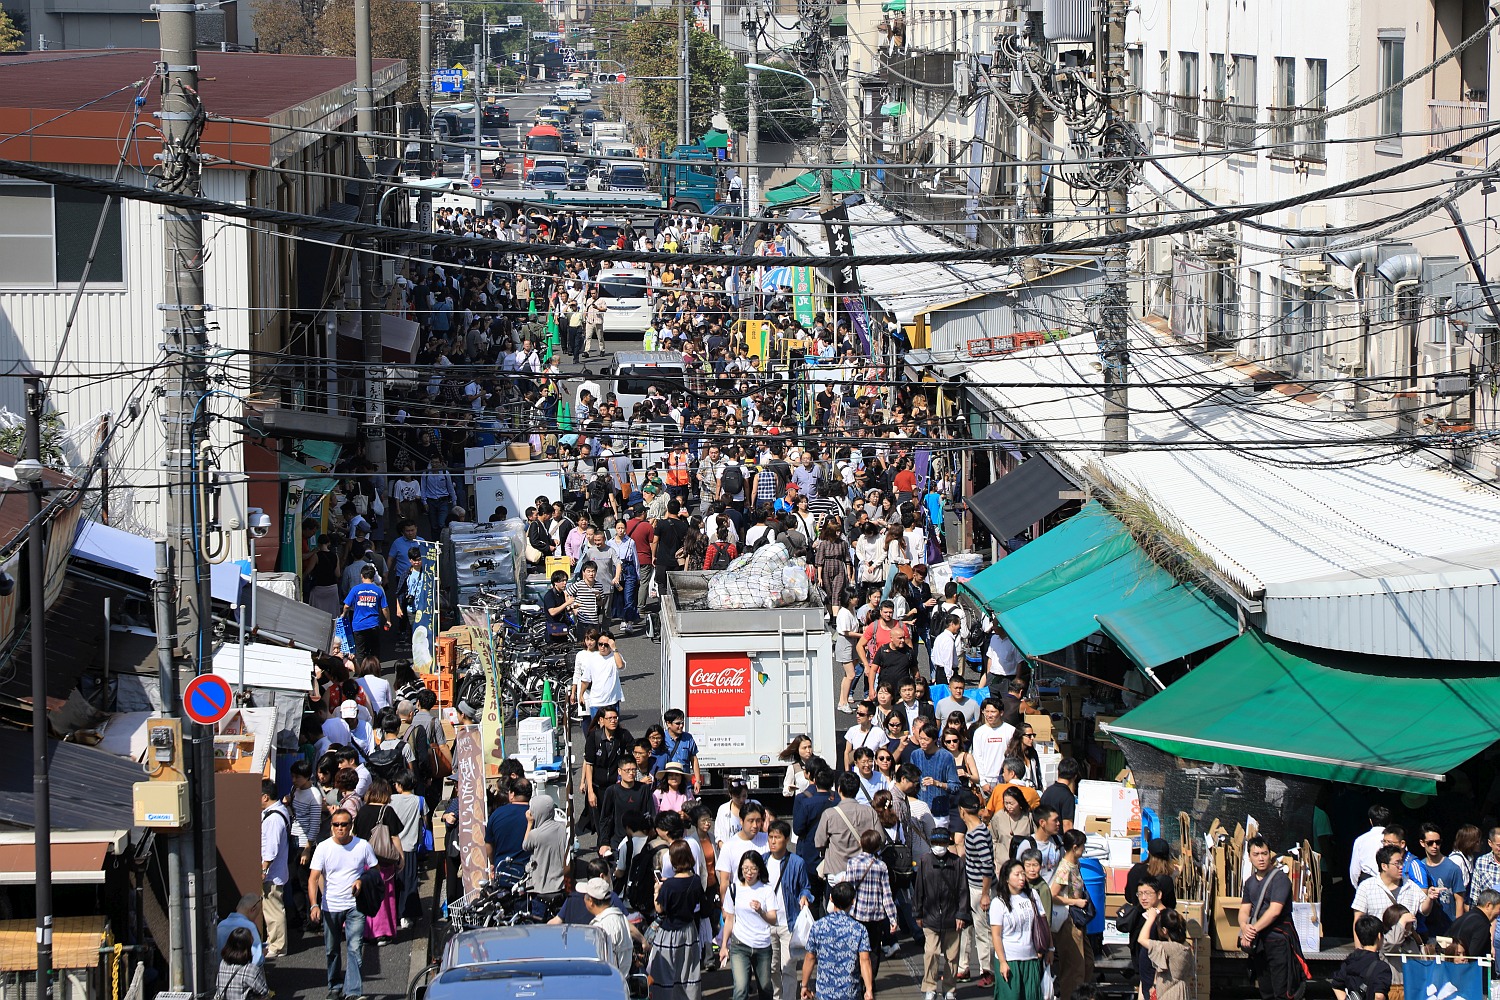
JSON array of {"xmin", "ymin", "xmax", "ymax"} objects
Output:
[{"xmin": 707, "ymin": 543, "xmax": 791, "ymax": 609}]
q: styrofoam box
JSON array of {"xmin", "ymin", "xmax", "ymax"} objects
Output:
[{"xmin": 519, "ymin": 716, "xmax": 556, "ymax": 737}]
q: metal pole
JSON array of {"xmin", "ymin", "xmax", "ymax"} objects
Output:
[
  {"xmin": 158, "ymin": 3, "xmax": 216, "ymax": 987},
  {"xmin": 1099, "ymin": 0, "xmax": 1130, "ymax": 451},
  {"xmin": 355, "ymin": 0, "xmax": 388, "ymax": 472},
  {"xmin": 23, "ymin": 377, "xmax": 52, "ymax": 1000},
  {"xmin": 818, "ymin": 69, "xmax": 833, "ymax": 209},
  {"xmin": 745, "ymin": 7, "xmax": 759, "ymax": 212},
  {"xmin": 419, "ymin": 1, "xmax": 433, "ymax": 118},
  {"xmin": 153, "ymin": 541, "xmax": 186, "ymax": 992},
  {"xmin": 677, "ymin": 0, "xmax": 689, "ymax": 146}
]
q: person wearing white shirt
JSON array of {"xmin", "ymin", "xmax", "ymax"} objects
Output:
[
  {"xmin": 985, "ymin": 624, "xmax": 1026, "ymax": 699},
  {"xmin": 928, "ymin": 614, "xmax": 963, "ymax": 684},
  {"xmin": 842, "ymin": 702, "xmax": 888, "ymax": 769},
  {"xmin": 581, "ymin": 878, "xmax": 634, "ymax": 976},
  {"xmin": 970, "ymin": 700, "xmax": 1015, "ymax": 791},
  {"xmin": 356, "ymin": 660, "xmax": 393, "ymax": 714},
  {"xmin": 1350, "ymin": 805, "xmax": 1391, "ymax": 885},
  {"xmin": 309, "ymin": 809, "xmax": 378, "ymax": 998},
  {"xmin": 716, "ymin": 803, "xmax": 772, "ymax": 899},
  {"xmin": 580, "ymin": 636, "xmax": 625, "ymax": 714}
]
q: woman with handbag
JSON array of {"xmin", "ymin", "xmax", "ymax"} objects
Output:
[
  {"xmin": 1049, "ymin": 829, "xmax": 1094, "ymax": 1000},
  {"xmin": 989, "ymin": 859, "xmax": 1051, "ymax": 1000},
  {"xmin": 354, "ymin": 778, "xmax": 405, "ymax": 945}
]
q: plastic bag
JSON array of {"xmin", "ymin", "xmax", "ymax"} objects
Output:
[
  {"xmin": 1041, "ymin": 964, "xmax": 1056, "ymax": 1000},
  {"xmin": 792, "ymin": 906, "xmax": 815, "ymax": 951}
]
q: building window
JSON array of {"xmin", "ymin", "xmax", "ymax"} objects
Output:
[
  {"xmin": 1205, "ymin": 54, "xmax": 1227, "ymax": 144},
  {"xmin": 1127, "ymin": 47, "xmax": 1143, "ymax": 122},
  {"xmin": 1228, "ymin": 54, "xmax": 1257, "ymax": 148},
  {"xmin": 1156, "ymin": 49, "xmax": 1169, "ymax": 133},
  {"xmin": 1270, "ymin": 57, "xmax": 1296, "ymax": 156},
  {"xmin": 1303, "ymin": 58, "xmax": 1327, "ymax": 161},
  {"xmin": 1378, "ymin": 32, "xmax": 1404, "ymax": 139},
  {"xmin": 0, "ymin": 182, "xmax": 125, "ymax": 287},
  {"xmin": 1175, "ymin": 52, "xmax": 1200, "ymax": 141}
]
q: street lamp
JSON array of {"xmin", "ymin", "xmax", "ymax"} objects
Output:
[{"xmin": 745, "ymin": 61, "xmax": 833, "ymax": 207}]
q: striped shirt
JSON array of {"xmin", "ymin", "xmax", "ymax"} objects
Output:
[
  {"xmin": 964, "ymin": 825, "xmax": 995, "ymax": 888},
  {"xmin": 567, "ymin": 579, "xmax": 607, "ymax": 625}
]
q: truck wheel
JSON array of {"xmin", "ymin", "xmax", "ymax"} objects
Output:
[{"xmin": 491, "ymin": 203, "xmax": 516, "ymax": 224}]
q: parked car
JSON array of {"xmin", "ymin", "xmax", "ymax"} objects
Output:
[
  {"xmin": 413, "ymin": 927, "xmax": 631, "ymax": 1000},
  {"xmin": 524, "ymin": 167, "xmax": 569, "ymax": 191}
]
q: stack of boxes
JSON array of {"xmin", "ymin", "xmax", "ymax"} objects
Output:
[{"xmin": 517, "ymin": 715, "xmax": 557, "ymax": 770}]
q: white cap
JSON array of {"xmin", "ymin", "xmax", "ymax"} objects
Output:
[
  {"xmin": 579, "ymin": 877, "xmax": 612, "ymax": 901},
  {"xmin": 340, "ymin": 700, "xmax": 359, "ymax": 719}
]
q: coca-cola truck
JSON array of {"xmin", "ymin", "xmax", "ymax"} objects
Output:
[{"xmin": 658, "ymin": 571, "xmax": 836, "ymax": 794}]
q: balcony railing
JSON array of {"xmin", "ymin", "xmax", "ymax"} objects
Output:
[
  {"xmin": 1429, "ymin": 100, "xmax": 1489, "ymax": 165},
  {"xmin": 1202, "ymin": 98, "xmax": 1227, "ymax": 145},
  {"xmin": 1299, "ymin": 109, "xmax": 1327, "ymax": 162},
  {"xmin": 1172, "ymin": 93, "xmax": 1200, "ymax": 142},
  {"xmin": 1223, "ymin": 101, "xmax": 1256, "ymax": 149},
  {"xmin": 1267, "ymin": 106, "xmax": 1296, "ymax": 158}
]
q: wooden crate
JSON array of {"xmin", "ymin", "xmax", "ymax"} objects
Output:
[{"xmin": 423, "ymin": 671, "xmax": 453, "ymax": 707}]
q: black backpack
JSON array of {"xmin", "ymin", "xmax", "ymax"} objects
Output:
[
  {"xmin": 626, "ymin": 842, "xmax": 669, "ymax": 915},
  {"xmin": 706, "ymin": 542, "xmax": 736, "ymax": 570},
  {"xmin": 357, "ymin": 740, "xmax": 404, "ymax": 783},
  {"xmin": 720, "ymin": 464, "xmax": 745, "ymax": 498}
]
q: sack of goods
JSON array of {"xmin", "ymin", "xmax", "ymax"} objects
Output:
[{"xmin": 705, "ymin": 542, "xmax": 811, "ymax": 610}]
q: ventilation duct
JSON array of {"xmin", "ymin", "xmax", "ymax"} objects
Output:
[
  {"xmin": 1376, "ymin": 253, "xmax": 1424, "ymax": 285},
  {"xmin": 1284, "ymin": 234, "xmax": 1325, "ymax": 252},
  {"xmin": 1325, "ymin": 245, "xmax": 1377, "ymax": 272}
]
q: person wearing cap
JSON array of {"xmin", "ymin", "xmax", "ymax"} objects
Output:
[
  {"xmin": 913, "ymin": 826, "xmax": 967, "ymax": 1000},
  {"xmin": 582, "ymin": 876, "xmax": 635, "ymax": 976},
  {"xmin": 773, "ymin": 482, "xmax": 799, "ymax": 515}
]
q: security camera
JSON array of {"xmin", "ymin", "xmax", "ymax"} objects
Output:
[{"xmin": 247, "ymin": 507, "xmax": 272, "ymax": 538}]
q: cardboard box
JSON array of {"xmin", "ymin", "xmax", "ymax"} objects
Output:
[
  {"xmin": 1025, "ymin": 714, "xmax": 1053, "ymax": 741},
  {"xmin": 1176, "ymin": 898, "xmax": 1209, "ymax": 940},
  {"xmin": 1189, "ymin": 933, "xmax": 1211, "ymax": 1000},
  {"xmin": 519, "ymin": 715, "xmax": 555, "ymax": 738},
  {"xmin": 1106, "ymin": 866, "xmax": 1130, "ymax": 894},
  {"xmin": 1085, "ymin": 817, "xmax": 1112, "ymax": 837},
  {"xmin": 1212, "ymin": 896, "xmax": 1243, "ymax": 952}
]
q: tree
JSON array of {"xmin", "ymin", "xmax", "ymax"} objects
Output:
[
  {"xmin": 616, "ymin": 10, "xmax": 737, "ymax": 147},
  {"xmin": 317, "ymin": 0, "xmax": 423, "ymax": 102},
  {"xmin": 251, "ymin": 0, "xmax": 321, "ymax": 55},
  {"xmin": 0, "ymin": 4, "xmax": 24, "ymax": 52},
  {"xmin": 723, "ymin": 59, "xmax": 820, "ymax": 142},
  {"xmin": 0, "ymin": 410, "xmax": 68, "ymax": 471}
]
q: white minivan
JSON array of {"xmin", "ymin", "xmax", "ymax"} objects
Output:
[{"xmin": 596, "ymin": 264, "xmax": 653, "ymax": 339}]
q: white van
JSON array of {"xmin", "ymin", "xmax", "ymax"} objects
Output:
[
  {"xmin": 609, "ymin": 351, "xmax": 688, "ymax": 417},
  {"xmin": 591, "ymin": 122, "xmax": 627, "ymax": 145},
  {"xmin": 596, "ymin": 264, "xmax": 653, "ymax": 339}
]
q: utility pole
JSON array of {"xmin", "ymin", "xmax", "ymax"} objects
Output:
[
  {"xmin": 419, "ymin": 1, "xmax": 433, "ymax": 118},
  {"xmin": 744, "ymin": 4, "xmax": 759, "ymax": 212},
  {"xmin": 355, "ymin": 0, "xmax": 387, "ymax": 469},
  {"xmin": 817, "ymin": 66, "xmax": 833, "ymax": 209},
  {"xmin": 1099, "ymin": 0, "xmax": 1130, "ymax": 450},
  {"xmin": 677, "ymin": 0, "xmax": 690, "ymax": 145},
  {"xmin": 21, "ymin": 377, "xmax": 51, "ymax": 1000},
  {"xmin": 1022, "ymin": 6, "xmax": 1052, "ymax": 268},
  {"xmin": 157, "ymin": 0, "xmax": 216, "ymax": 990},
  {"xmin": 153, "ymin": 541, "xmax": 186, "ymax": 992}
]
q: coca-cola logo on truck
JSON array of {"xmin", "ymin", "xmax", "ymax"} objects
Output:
[{"xmin": 686, "ymin": 653, "xmax": 752, "ymax": 719}]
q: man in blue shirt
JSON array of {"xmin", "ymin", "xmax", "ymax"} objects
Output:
[
  {"xmin": 801, "ymin": 881, "xmax": 873, "ymax": 1000},
  {"xmin": 793, "ymin": 767, "xmax": 838, "ymax": 876},
  {"xmin": 387, "ymin": 520, "xmax": 425, "ymax": 569},
  {"xmin": 341, "ymin": 565, "xmax": 390, "ymax": 660},
  {"xmin": 484, "ymin": 779, "xmax": 533, "ymax": 871},
  {"xmin": 908, "ymin": 720, "xmax": 960, "ymax": 828},
  {"xmin": 661, "ymin": 708, "xmax": 701, "ymax": 789},
  {"xmin": 421, "ymin": 457, "xmax": 456, "ymax": 534}
]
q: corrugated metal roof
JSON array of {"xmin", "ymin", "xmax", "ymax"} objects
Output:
[
  {"xmin": 782, "ymin": 204, "xmax": 1022, "ymax": 323},
  {"xmin": 963, "ymin": 325, "xmax": 1500, "ymax": 660},
  {"xmin": 0, "ymin": 729, "xmax": 144, "ymax": 832}
]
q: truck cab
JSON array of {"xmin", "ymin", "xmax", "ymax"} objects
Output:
[{"xmin": 659, "ymin": 142, "xmax": 720, "ymax": 214}]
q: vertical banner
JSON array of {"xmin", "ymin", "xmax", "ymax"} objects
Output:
[
  {"xmin": 1400, "ymin": 957, "xmax": 1484, "ymax": 1000},
  {"xmin": 481, "ymin": 609, "xmax": 505, "ymax": 778},
  {"xmin": 453, "ymin": 725, "xmax": 490, "ymax": 895},
  {"xmin": 792, "ymin": 267, "xmax": 816, "ymax": 327},
  {"xmin": 410, "ymin": 541, "xmax": 441, "ymax": 670},
  {"xmin": 841, "ymin": 295, "xmax": 872, "ymax": 356},
  {"xmin": 820, "ymin": 203, "xmax": 860, "ymax": 293}
]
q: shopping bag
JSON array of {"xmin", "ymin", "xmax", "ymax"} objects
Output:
[{"xmin": 792, "ymin": 906, "xmax": 815, "ymax": 951}]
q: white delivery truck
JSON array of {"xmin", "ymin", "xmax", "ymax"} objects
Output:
[
  {"xmin": 658, "ymin": 571, "xmax": 837, "ymax": 793},
  {"xmin": 469, "ymin": 455, "xmax": 569, "ymax": 524}
]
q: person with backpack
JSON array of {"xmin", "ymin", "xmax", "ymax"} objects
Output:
[
  {"xmin": 719, "ymin": 453, "xmax": 748, "ymax": 512},
  {"xmin": 704, "ymin": 518, "xmax": 738, "ymax": 571}
]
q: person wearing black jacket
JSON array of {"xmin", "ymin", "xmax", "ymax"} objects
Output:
[
  {"xmin": 597, "ymin": 757, "xmax": 654, "ymax": 855},
  {"xmin": 1332, "ymin": 916, "xmax": 1392, "ymax": 1000},
  {"xmin": 913, "ymin": 828, "xmax": 967, "ymax": 999},
  {"xmin": 583, "ymin": 708, "xmax": 634, "ymax": 835}
]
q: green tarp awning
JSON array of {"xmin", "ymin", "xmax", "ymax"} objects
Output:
[
  {"xmin": 763, "ymin": 167, "xmax": 863, "ymax": 206},
  {"xmin": 700, "ymin": 129, "xmax": 729, "ymax": 149},
  {"xmin": 1096, "ymin": 584, "xmax": 1238, "ymax": 670},
  {"xmin": 998, "ymin": 545, "xmax": 1178, "ymax": 657},
  {"xmin": 1103, "ymin": 632, "xmax": 1500, "ymax": 794},
  {"xmin": 960, "ymin": 500, "xmax": 1134, "ymax": 613}
]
